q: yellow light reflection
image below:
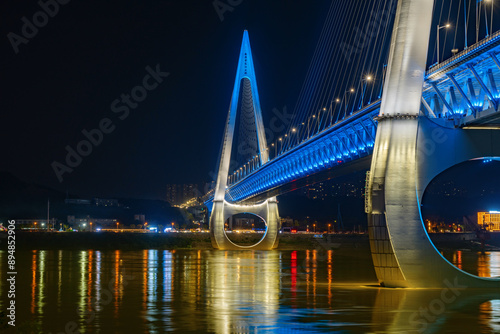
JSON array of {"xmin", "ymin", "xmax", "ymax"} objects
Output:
[
  {"xmin": 142, "ymin": 250, "xmax": 148, "ymax": 311},
  {"xmin": 312, "ymin": 249, "xmax": 317, "ymax": 307},
  {"xmin": 78, "ymin": 251, "xmax": 88, "ymax": 331},
  {"xmin": 479, "ymin": 299, "xmax": 500, "ymax": 333},
  {"xmin": 327, "ymin": 250, "xmax": 333, "ymax": 306},
  {"xmin": 114, "ymin": 250, "xmax": 123, "ymax": 318},
  {"xmin": 57, "ymin": 250, "xmax": 63, "ymax": 309},
  {"xmin": 37, "ymin": 250, "xmax": 46, "ymax": 315},
  {"xmin": 452, "ymin": 250, "xmax": 463, "ymax": 270},
  {"xmin": 197, "ymin": 250, "xmax": 201, "ymax": 302},
  {"xmin": 478, "ymin": 252, "xmax": 491, "ymax": 278},
  {"xmin": 31, "ymin": 251, "xmax": 37, "ymax": 314},
  {"xmin": 205, "ymin": 251, "xmax": 280, "ymax": 333},
  {"xmin": 478, "ymin": 252, "xmax": 500, "ymax": 278},
  {"xmin": 87, "ymin": 251, "xmax": 93, "ymax": 313},
  {"xmin": 95, "ymin": 251, "xmax": 102, "ymax": 312}
]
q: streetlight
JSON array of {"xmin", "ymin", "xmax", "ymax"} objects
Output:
[
  {"xmin": 291, "ymin": 128, "xmax": 297, "ymax": 147},
  {"xmin": 331, "ymin": 98, "xmax": 341, "ymax": 124},
  {"xmin": 317, "ymin": 107, "xmax": 326, "ymax": 134},
  {"xmin": 328, "ymin": 223, "xmax": 331, "ymax": 234},
  {"xmin": 359, "ymin": 74, "xmax": 373, "ymax": 109},
  {"xmin": 343, "ymin": 88, "xmax": 355, "ymax": 117},
  {"xmin": 437, "ymin": 23, "xmax": 451, "ymax": 63}
]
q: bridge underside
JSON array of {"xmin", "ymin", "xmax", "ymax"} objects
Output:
[{"xmin": 238, "ymin": 156, "xmax": 371, "ymax": 204}]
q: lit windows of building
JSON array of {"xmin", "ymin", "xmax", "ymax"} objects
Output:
[{"xmin": 478, "ymin": 211, "xmax": 500, "ymax": 231}]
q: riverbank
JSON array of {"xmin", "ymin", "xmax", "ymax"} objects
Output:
[
  {"xmin": 11, "ymin": 231, "xmax": 340, "ymax": 250},
  {"xmin": 9, "ymin": 231, "xmax": 498, "ymax": 251}
]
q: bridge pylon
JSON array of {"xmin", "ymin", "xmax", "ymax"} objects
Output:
[
  {"xmin": 366, "ymin": 0, "xmax": 500, "ymax": 288},
  {"xmin": 209, "ymin": 31, "xmax": 280, "ymax": 250}
]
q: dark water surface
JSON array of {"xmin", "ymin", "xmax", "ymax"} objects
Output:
[{"xmin": 1, "ymin": 248, "xmax": 499, "ymax": 333}]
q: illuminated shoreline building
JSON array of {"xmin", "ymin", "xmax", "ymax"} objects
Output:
[{"xmin": 478, "ymin": 211, "xmax": 500, "ymax": 231}]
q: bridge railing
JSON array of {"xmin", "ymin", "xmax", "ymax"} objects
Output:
[{"xmin": 427, "ymin": 30, "xmax": 500, "ymax": 77}]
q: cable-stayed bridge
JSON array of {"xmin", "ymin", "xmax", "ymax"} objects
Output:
[
  {"xmin": 205, "ymin": 30, "xmax": 500, "ymax": 205},
  {"xmin": 205, "ymin": 0, "xmax": 500, "ymax": 289}
]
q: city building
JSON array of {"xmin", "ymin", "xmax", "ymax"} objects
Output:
[
  {"xmin": 166, "ymin": 184, "xmax": 200, "ymax": 206},
  {"xmin": 67, "ymin": 216, "xmax": 119, "ymax": 231},
  {"xmin": 478, "ymin": 211, "xmax": 500, "ymax": 231},
  {"xmin": 134, "ymin": 214, "xmax": 146, "ymax": 224},
  {"xmin": 93, "ymin": 198, "xmax": 120, "ymax": 207},
  {"xmin": 64, "ymin": 198, "xmax": 120, "ymax": 207}
]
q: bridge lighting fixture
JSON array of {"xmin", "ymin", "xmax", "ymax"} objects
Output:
[
  {"xmin": 437, "ymin": 23, "xmax": 452, "ymax": 63},
  {"xmin": 292, "ymin": 128, "xmax": 296, "ymax": 132},
  {"xmin": 350, "ymin": 88, "xmax": 355, "ymax": 93},
  {"xmin": 336, "ymin": 98, "xmax": 340, "ymax": 103}
]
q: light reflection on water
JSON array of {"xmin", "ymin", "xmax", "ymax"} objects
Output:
[{"xmin": 1, "ymin": 249, "xmax": 499, "ymax": 333}]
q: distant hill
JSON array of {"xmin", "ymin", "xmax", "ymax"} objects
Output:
[
  {"xmin": 0, "ymin": 172, "xmax": 184, "ymax": 226},
  {"xmin": 0, "ymin": 171, "xmax": 66, "ymax": 219}
]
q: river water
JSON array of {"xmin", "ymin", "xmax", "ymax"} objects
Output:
[{"xmin": 1, "ymin": 248, "xmax": 500, "ymax": 333}]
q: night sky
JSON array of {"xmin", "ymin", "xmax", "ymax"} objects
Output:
[{"xmin": 1, "ymin": 0, "xmax": 329, "ymax": 199}]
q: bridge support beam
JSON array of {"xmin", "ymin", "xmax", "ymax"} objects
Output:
[
  {"xmin": 208, "ymin": 31, "xmax": 280, "ymax": 250},
  {"xmin": 367, "ymin": 0, "xmax": 500, "ymax": 288},
  {"xmin": 210, "ymin": 199, "xmax": 280, "ymax": 250}
]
